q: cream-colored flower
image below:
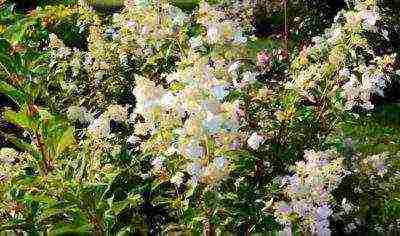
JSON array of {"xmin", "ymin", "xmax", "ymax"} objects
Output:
[
  {"xmin": 170, "ymin": 171, "xmax": 185, "ymax": 186},
  {"xmin": 247, "ymin": 132, "xmax": 264, "ymax": 150}
]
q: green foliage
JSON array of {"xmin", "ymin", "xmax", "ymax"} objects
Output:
[
  {"xmin": 0, "ymin": 0, "xmax": 399, "ymax": 235},
  {"xmin": 332, "ymin": 104, "xmax": 400, "ymax": 155},
  {"xmin": 86, "ymin": 0, "xmax": 124, "ymax": 7}
]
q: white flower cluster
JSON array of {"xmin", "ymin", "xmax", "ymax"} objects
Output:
[
  {"xmin": 0, "ymin": 148, "xmax": 32, "ymax": 184},
  {"xmin": 346, "ymin": 0, "xmax": 380, "ymax": 29},
  {"xmin": 362, "ymin": 152, "xmax": 389, "ymax": 177},
  {"xmin": 247, "ymin": 132, "xmax": 264, "ymax": 150},
  {"xmin": 132, "ymin": 56, "xmax": 246, "ymax": 186},
  {"xmin": 340, "ymin": 55, "xmax": 395, "ymax": 110},
  {"xmin": 186, "ymin": 2, "xmax": 251, "ymax": 65},
  {"xmin": 290, "ymin": 0, "xmax": 396, "ymax": 111},
  {"xmin": 48, "ymin": 33, "xmax": 72, "ymax": 59},
  {"xmin": 87, "ymin": 104, "xmax": 129, "ymax": 139},
  {"xmin": 66, "ymin": 106, "xmax": 94, "ymax": 124},
  {"xmin": 114, "ymin": 0, "xmax": 187, "ymax": 61},
  {"xmin": 275, "ymin": 150, "xmax": 346, "ymax": 235},
  {"xmin": 196, "ymin": 2, "xmax": 248, "ymax": 45}
]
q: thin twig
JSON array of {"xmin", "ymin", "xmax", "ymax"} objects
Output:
[{"xmin": 284, "ymin": 0, "xmax": 288, "ymax": 50}]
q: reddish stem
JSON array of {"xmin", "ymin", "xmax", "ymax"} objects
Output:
[{"xmin": 28, "ymin": 101, "xmax": 51, "ymax": 175}]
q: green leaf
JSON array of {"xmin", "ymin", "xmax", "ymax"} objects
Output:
[
  {"xmin": 55, "ymin": 126, "xmax": 75, "ymax": 158},
  {"xmin": 4, "ymin": 108, "xmax": 32, "ymax": 130},
  {"xmin": 110, "ymin": 199, "xmax": 129, "ymax": 216},
  {"xmin": 52, "ymin": 225, "xmax": 92, "ymax": 236},
  {"xmin": 0, "ymin": 131, "xmax": 40, "ymax": 160},
  {"xmin": 127, "ymin": 193, "xmax": 143, "ymax": 207},
  {"xmin": 0, "ymin": 53, "xmax": 14, "ymax": 72},
  {"xmin": 0, "ymin": 80, "xmax": 27, "ymax": 106},
  {"xmin": 86, "ymin": 0, "xmax": 124, "ymax": 8},
  {"xmin": 164, "ymin": 43, "xmax": 173, "ymax": 62},
  {"xmin": 0, "ymin": 38, "xmax": 11, "ymax": 52}
]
